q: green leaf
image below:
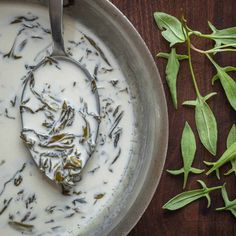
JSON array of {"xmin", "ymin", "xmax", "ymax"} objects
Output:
[
  {"xmin": 183, "ymin": 95, "xmax": 218, "ymax": 155},
  {"xmin": 206, "ymin": 142, "xmax": 236, "ymax": 175},
  {"xmin": 204, "ymin": 92, "xmax": 217, "ymax": 101},
  {"xmin": 167, "ymin": 168, "xmax": 184, "ymax": 175},
  {"xmin": 157, "ymin": 52, "xmax": 188, "ymax": 60},
  {"xmin": 216, "ymin": 184, "xmax": 236, "ymax": 218},
  {"xmin": 208, "ymin": 21, "xmax": 236, "ymax": 48},
  {"xmin": 182, "ymin": 100, "xmax": 197, "ymax": 106},
  {"xmin": 204, "ymin": 161, "xmax": 221, "ymax": 179},
  {"xmin": 224, "ymin": 66, "xmax": 236, "ymax": 73},
  {"xmin": 190, "ymin": 167, "xmax": 205, "ymax": 174},
  {"xmin": 220, "ymin": 184, "xmax": 230, "ymax": 205},
  {"xmin": 205, "ymin": 194, "xmax": 211, "ymax": 208},
  {"xmin": 227, "ymin": 124, "xmax": 236, "ymax": 148},
  {"xmin": 163, "ymin": 180, "xmax": 222, "ymax": 211},
  {"xmin": 224, "ymin": 168, "xmax": 234, "ymax": 176},
  {"xmin": 157, "ymin": 49, "xmax": 188, "ymax": 109},
  {"xmin": 167, "ymin": 122, "xmax": 204, "ymax": 189},
  {"xmin": 212, "ymin": 74, "xmax": 219, "ymax": 84},
  {"xmin": 165, "ymin": 48, "xmax": 179, "ymax": 109},
  {"xmin": 154, "ymin": 12, "xmax": 186, "ymax": 46},
  {"xmin": 181, "ymin": 122, "xmax": 200, "ymax": 188},
  {"xmin": 157, "ymin": 52, "xmax": 170, "ymax": 59},
  {"xmin": 207, "ymin": 55, "xmax": 236, "ymax": 111},
  {"xmin": 213, "ymin": 66, "xmax": 236, "ymax": 111},
  {"xmin": 224, "ymin": 125, "xmax": 236, "ymax": 176},
  {"xmin": 195, "ymin": 96, "xmax": 218, "ymax": 156}
]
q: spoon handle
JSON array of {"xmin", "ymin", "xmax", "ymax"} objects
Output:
[{"xmin": 49, "ymin": 0, "xmax": 66, "ymax": 56}]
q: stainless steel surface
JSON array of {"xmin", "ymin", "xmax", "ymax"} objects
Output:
[
  {"xmin": 49, "ymin": 0, "xmax": 65, "ymax": 56},
  {"xmin": 13, "ymin": 0, "xmax": 168, "ymax": 235}
]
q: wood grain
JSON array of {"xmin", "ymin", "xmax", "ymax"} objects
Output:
[{"xmin": 110, "ymin": 0, "xmax": 236, "ymax": 235}]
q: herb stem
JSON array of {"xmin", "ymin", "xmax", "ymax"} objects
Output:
[
  {"xmin": 207, "ymin": 185, "xmax": 223, "ymax": 192},
  {"xmin": 216, "ymin": 207, "xmax": 225, "ymax": 211},
  {"xmin": 209, "ymin": 43, "xmax": 236, "ymax": 50},
  {"xmin": 190, "ymin": 44, "xmax": 206, "ymax": 54},
  {"xmin": 205, "ymin": 53, "xmax": 220, "ymax": 69},
  {"xmin": 186, "ymin": 36, "xmax": 201, "ymax": 97},
  {"xmin": 211, "ymin": 48, "xmax": 236, "ymax": 53},
  {"xmin": 191, "ymin": 43, "xmax": 236, "ymax": 54},
  {"xmin": 217, "ymin": 202, "xmax": 235, "ymax": 210},
  {"xmin": 191, "ymin": 31, "xmax": 236, "ymax": 40},
  {"xmin": 191, "ymin": 32, "xmax": 212, "ymax": 39}
]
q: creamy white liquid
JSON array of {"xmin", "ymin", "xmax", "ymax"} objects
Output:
[
  {"xmin": 21, "ymin": 59, "xmax": 100, "ymax": 189},
  {"xmin": 0, "ymin": 2, "xmax": 136, "ymax": 235}
]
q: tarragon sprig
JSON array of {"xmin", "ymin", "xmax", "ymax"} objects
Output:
[
  {"xmin": 204, "ymin": 121, "xmax": 236, "ymax": 179},
  {"xmin": 154, "ymin": 11, "xmax": 236, "ymax": 215},
  {"xmin": 183, "ymin": 21, "xmax": 218, "ymax": 156},
  {"xmin": 163, "ymin": 180, "xmax": 222, "ymax": 211},
  {"xmin": 155, "ymin": 12, "xmax": 218, "ymax": 156},
  {"xmin": 191, "ymin": 22, "xmax": 236, "ymax": 48},
  {"xmin": 205, "ymin": 142, "xmax": 236, "ymax": 177},
  {"xmin": 216, "ymin": 184, "xmax": 236, "ymax": 217},
  {"xmin": 167, "ymin": 122, "xmax": 204, "ymax": 189}
]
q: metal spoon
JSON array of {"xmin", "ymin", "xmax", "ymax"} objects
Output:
[{"xmin": 20, "ymin": 0, "xmax": 100, "ymax": 194}]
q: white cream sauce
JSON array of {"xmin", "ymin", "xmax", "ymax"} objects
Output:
[
  {"xmin": 21, "ymin": 59, "xmax": 100, "ymax": 190},
  {"xmin": 0, "ymin": 2, "xmax": 136, "ymax": 235}
]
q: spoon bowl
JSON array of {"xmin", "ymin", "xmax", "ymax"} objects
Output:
[{"xmin": 20, "ymin": 0, "xmax": 100, "ymax": 193}]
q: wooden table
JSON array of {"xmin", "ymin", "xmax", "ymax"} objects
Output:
[{"xmin": 110, "ymin": 0, "xmax": 236, "ymax": 235}]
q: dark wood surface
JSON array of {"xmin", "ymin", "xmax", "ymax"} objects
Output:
[{"xmin": 110, "ymin": 1, "xmax": 236, "ymax": 235}]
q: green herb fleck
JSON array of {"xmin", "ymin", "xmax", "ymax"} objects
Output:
[{"xmin": 8, "ymin": 221, "xmax": 34, "ymax": 233}]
